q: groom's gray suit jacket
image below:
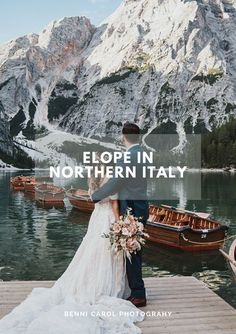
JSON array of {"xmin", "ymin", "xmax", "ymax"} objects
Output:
[{"xmin": 91, "ymin": 144, "xmax": 149, "ymax": 223}]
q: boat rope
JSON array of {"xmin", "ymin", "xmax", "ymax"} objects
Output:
[{"xmin": 180, "ymin": 233, "xmax": 236, "ymax": 246}]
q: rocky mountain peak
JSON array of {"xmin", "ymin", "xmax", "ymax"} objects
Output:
[
  {"xmin": 0, "ymin": 16, "xmax": 94, "ymax": 130},
  {"xmin": 1, "ymin": 0, "xmax": 236, "ymax": 164},
  {"xmin": 37, "ymin": 16, "xmax": 94, "ymax": 51},
  {"xmin": 61, "ymin": 0, "xmax": 236, "ymax": 142}
]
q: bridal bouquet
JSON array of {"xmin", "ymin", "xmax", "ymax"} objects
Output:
[{"xmin": 103, "ymin": 208, "xmax": 149, "ymax": 262}]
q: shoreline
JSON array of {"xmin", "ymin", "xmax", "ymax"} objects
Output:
[{"xmin": 1, "ymin": 167, "xmax": 235, "ymax": 173}]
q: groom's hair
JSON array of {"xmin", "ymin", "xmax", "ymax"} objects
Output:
[{"xmin": 122, "ymin": 122, "xmax": 140, "ymax": 144}]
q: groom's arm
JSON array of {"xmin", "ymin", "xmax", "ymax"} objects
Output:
[
  {"xmin": 91, "ymin": 160, "xmax": 125, "ymax": 203},
  {"xmin": 91, "ymin": 175, "xmax": 123, "ymax": 203}
]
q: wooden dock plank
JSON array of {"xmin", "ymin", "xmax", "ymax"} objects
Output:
[{"xmin": 0, "ymin": 277, "xmax": 235, "ymax": 333}]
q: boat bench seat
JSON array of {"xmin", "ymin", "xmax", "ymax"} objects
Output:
[{"xmin": 189, "ymin": 220, "xmax": 218, "ymax": 230}]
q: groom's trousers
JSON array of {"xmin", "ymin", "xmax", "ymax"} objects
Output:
[
  {"xmin": 119, "ymin": 199, "xmax": 148, "ymax": 300},
  {"xmin": 126, "ymin": 248, "xmax": 146, "ymax": 299}
]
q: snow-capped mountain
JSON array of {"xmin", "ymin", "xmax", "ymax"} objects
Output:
[
  {"xmin": 0, "ymin": 0, "xmax": 236, "ymax": 164},
  {"xmin": 60, "ymin": 0, "xmax": 236, "ymax": 143}
]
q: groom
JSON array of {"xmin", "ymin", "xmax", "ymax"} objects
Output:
[{"xmin": 91, "ymin": 123, "xmax": 149, "ymax": 307}]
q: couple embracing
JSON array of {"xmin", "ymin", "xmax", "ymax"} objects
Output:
[{"xmin": 0, "ymin": 123, "xmax": 149, "ymax": 334}]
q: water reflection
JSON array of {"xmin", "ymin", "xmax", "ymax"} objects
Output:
[
  {"xmin": 147, "ymin": 172, "xmax": 201, "ymax": 202},
  {"xmin": 0, "ymin": 170, "xmax": 236, "ymax": 308}
]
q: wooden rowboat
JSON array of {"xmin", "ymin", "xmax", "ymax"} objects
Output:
[
  {"xmin": 24, "ymin": 179, "xmax": 38, "ymax": 193},
  {"xmin": 11, "ymin": 176, "xmax": 35, "ymax": 191},
  {"xmin": 220, "ymin": 239, "xmax": 236, "ymax": 279},
  {"xmin": 147, "ymin": 205, "xmax": 228, "ymax": 251},
  {"xmin": 24, "ymin": 177, "xmax": 52, "ymax": 193},
  {"xmin": 66, "ymin": 189, "xmax": 228, "ymax": 252},
  {"xmin": 66, "ymin": 188, "xmax": 95, "ymax": 213},
  {"xmin": 35, "ymin": 184, "xmax": 65, "ymax": 204}
]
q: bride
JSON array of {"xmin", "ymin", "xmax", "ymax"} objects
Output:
[{"xmin": 0, "ymin": 171, "xmax": 144, "ymax": 334}]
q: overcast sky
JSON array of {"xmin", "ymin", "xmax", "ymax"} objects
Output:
[{"xmin": 0, "ymin": 0, "xmax": 122, "ymax": 44}]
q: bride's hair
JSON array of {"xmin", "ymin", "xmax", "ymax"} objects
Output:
[
  {"xmin": 88, "ymin": 152, "xmax": 105, "ymax": 193},
  {"xmin": 89, "ymin": 174, "xmax": 104, "ymax": 193}
]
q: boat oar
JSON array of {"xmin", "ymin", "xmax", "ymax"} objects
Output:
[{"xmin": 219, "ymin": 249, "xmax": 236, "ymax": 267}]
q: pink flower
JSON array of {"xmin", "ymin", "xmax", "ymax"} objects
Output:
[
  {"xmin": 128, "ymin": 223, "xmax": 138, "ymax": 235},
  {"xmin": 121, "ymin": 227, "xmax": 130, "ymax": 236},
  {"xmin": 124, "ymin": 217, "xmax": 130, "ymax": 226},
  {"xmin": 126, "ymin": 238, "xmax": 140, "ymax": 251},
  {"xmin": 128, "ymin": 215, "xmax": 136, "ymax": 224},
  {"xmin": 126, "ymin": 238, "xmax": 135, "ymax": 250},
  {"xmin": 113, "ymin": 223, "xmax": 122, "ymax": 234}
]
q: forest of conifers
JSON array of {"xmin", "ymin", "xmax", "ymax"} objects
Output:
[{"xmin": 202, "ymin": 117, "xmax": 236, "ymax": 168}]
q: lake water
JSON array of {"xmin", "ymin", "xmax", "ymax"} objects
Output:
[{"xmin": 0, "ymin": 170, "xmax": 236, "ymax": 308}]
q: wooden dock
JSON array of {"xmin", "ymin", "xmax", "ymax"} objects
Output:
[{"xmin": 0, "ymin": 276, "xmax": 236, "ymax": 333}]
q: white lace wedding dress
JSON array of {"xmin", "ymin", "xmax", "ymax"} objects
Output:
[{"xmin": 0, "ymin": 196, "xmax": 144, "ymax": 334}]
